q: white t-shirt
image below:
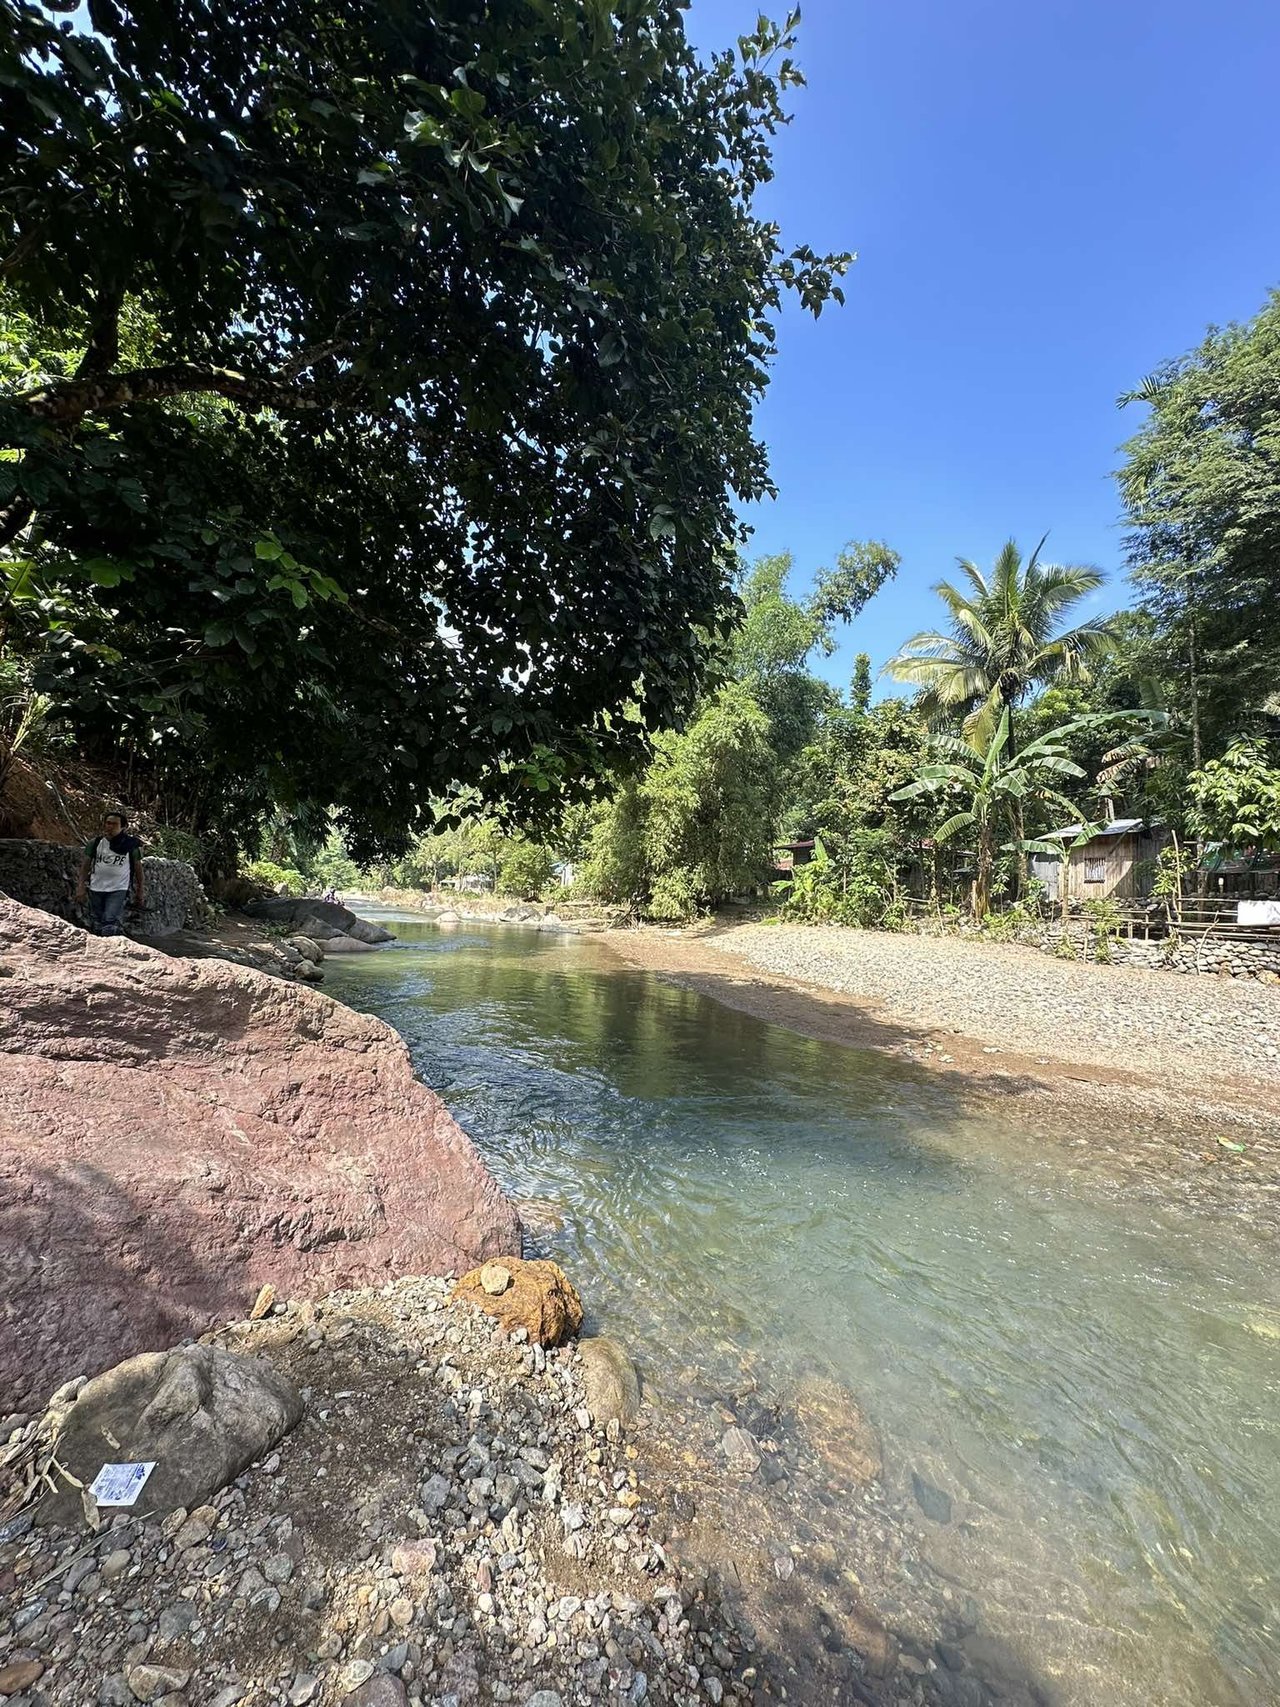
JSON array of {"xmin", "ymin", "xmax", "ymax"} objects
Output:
[{"xmin": 89, "ymin": 837, "xmax": 134, "ymax": 893}]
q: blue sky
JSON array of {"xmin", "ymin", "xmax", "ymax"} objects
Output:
[{"xmin": 688, "ymin": 0, "xmax": 1280, "ymax": 696}]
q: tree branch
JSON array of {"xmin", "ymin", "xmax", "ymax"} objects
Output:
[{"xmin": 13, "ymin": 363, "xmax": 346, "ymax": 428}]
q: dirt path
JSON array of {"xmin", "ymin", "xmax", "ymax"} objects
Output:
[{"xmin": 598, "ymin": 921, "xmax": 1280, "ymax": 1221}]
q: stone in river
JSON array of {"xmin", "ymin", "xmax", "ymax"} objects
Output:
[
  {"xmin": 792, "ymin": 1375, "xmax": 883, "ymax": 1485},
  {"xmin": 578, "ymin": 1336, "xmax": 641, "ymax": 1427},
  {"xmin": 720, "ymin": 1426, "xmax": 761, "ymax": 1474},
  {"xmin": 911, "ymin": 1470, "xmax": 953, "ymax": 1524}
]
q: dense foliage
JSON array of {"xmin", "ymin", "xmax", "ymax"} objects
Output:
[
  {"xmin": 1118, "ymin": 290, "xmax": 1280, "ymax": 766},
  {"xmin": 0, "ymin": 0, "xmax": 848, "ymax": 858}
]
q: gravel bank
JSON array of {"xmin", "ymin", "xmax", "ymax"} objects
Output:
[
  {"xmin": 0, "ymin": 1279, "xmax": 972, "ymax": 1707},
  {"xmin": 711, "ymin": 924, "xmax": 1280, "ymax": 1089}
]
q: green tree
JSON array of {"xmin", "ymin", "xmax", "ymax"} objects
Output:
[
  {"xmin": 850, "ymin": 653, "xmax": 873, "ymax": 714},
  {"xmin": 1118, "ymin": 290, "xmax": 1280, "ymax": 765},
  {"xmin": 1187, "ymin": 741, "xmax": 1280, "ymax": 850},
  {"xmin": 0, "ymin": 1, "xmax": 849, "ymax": 858},
  {"xmin": 884, "ymin": 537, "xmax": 1121, "ymax": 891},
  {"xmin": 582, "ymin": 682, "xmax": 776, "ymax": 919},
  {"xmin": 499, "ymin": 839, "xmax": 556, "ymax": 900},
  {"xmin": 303, "ymin": 830, "xmax": 361, "ymax": 894},
  {"xmin": 883, "ymin": 538, "xmax": 1119, "ymax": 741}
]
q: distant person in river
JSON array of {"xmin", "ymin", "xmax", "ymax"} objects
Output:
[
  {"xmin": 324, "ymin": 886, "xmax": 338, "ymax": 904},
  {"xmin": 76, "ymin": 810, "xmax": 144, "ymax": 936}
]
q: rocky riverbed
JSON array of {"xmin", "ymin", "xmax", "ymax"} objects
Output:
[{"xmin": 0, "ymin": 1275, "xmax": 1010, "ymax": 1707}]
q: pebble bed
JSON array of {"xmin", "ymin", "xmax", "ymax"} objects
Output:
[
  {"xmin": 713, "ymin": 923, "xmax": 1280, "ymax": 1086},
  {"xmin": 0, "ymin": 1280, "xmax": 759, "ymax": 1707}
]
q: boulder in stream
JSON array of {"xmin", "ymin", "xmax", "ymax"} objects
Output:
[
  {"xmin": 577, "ymin": 1335, "xmax": 641, "ymax": 1426},
  {"xmin": 0, "ymin": 896, "xmax": 519, "ymax": 1408}
]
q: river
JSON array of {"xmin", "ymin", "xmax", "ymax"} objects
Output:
[{"xmin": 324, "ymin": 914, "xmax": 1280, "ymax": 1707}]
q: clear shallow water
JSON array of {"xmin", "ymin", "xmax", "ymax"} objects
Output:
[{"xmin": 326, "ymin": 916, "xmax": 1280, "ymax": 1706}]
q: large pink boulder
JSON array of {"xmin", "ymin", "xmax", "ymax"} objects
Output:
[{"xmin": 0, "ymin": 898, "xmax": 519, "ymax": 1409}]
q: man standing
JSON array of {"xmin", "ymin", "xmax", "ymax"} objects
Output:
[{"xmin": 76, "ymin": 810, "xmax": 144, "ymax": 936}]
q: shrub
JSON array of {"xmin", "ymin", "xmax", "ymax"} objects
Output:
[{"xmin": 242, "ymin": 859, "xmax": 306, "ymax": 896}]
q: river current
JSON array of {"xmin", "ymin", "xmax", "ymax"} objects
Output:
[{"xmin": 324, "ymin": 914, "xmax": 1280, "ymax": 1707}]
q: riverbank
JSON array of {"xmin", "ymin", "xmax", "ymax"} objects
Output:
[
  {"xmin": 1, "ymin": 1275, "xmax": 960, "ymax": 1707},
  {"xmin": 602, "ymin": 920, "xmax": 1280, "ymax": 1219}
]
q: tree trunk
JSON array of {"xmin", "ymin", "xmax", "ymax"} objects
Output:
[
  {"xmin": 1007, "ymin": 709, "xmax": 1024, "ymax": 901},
  {"xmin": 1188, "ymin": 615, "xmax": 1205, "ymax": 898},
  {"xmin": 974, "ymin": 823, "xmax": 993, "ymax": 920}
]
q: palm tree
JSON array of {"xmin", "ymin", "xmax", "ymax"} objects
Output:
[
  {"xmin": 885, "ymin": 537, "xmax": 1120, "ymax": 892},
  {"xmin": 883, "ymin": 536, "xmax": 1119, "ymax": 748}
]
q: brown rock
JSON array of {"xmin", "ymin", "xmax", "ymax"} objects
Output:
[
  {"xmin": 0, "ymin": 1658, "xmax": 45, "ymax": 1695},
  {"xmin": 844, "ymin": 1604, "xmax": 897, "ymax": 1677},
  {"xmin": 0, "ymin": 897, "xmax": 519, "ymax": 1410},
  {"xmin": 249, "ymin": 1283, "xmax": 276, "ymax": 1320},
  {"xmin": 452, "ymin": 1257, "xmax": 583, "ymax": 1347},
  {"xmin": 792, "ymin": 1375, "xmax": 883, "ymax": 1486}
]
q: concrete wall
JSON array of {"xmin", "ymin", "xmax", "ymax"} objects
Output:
[{"xmin": 0, "ymin": 838, "xmax": 207, "ymax": 936}]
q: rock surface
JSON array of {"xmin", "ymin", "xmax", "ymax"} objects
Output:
[
  {"xmin": 453, "ymin": 1258, "xmax": 584, "ymax": 1347},
  {"xmin": 247, "ymin": 896, "xmax": 394, "ymax": 944},
  {"xmin": 793, "ymin": 1376, "xmax": 883, "ymax": 1486},
  {"xmin": 45, "ymin": 1344, "xmax": 303, "ymax": 1524},
  {"xmin": 578, "ymin": 1336, "xmax": 642, "ymax": 1426},
  {"xmin": 0, "ymin": 897, "xmax": 520, "ymax": 1409}
]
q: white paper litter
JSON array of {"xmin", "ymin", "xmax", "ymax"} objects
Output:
[{"xmin": 87, "ymin": 1461, "xmax": 157, "ymax": 1507}]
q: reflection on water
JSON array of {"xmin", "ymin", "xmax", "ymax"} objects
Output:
[{"xmin": 326, "ymin": 917, "xmax": 1280, "ymax": 1707}]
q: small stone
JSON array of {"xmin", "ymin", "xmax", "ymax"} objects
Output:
[
  {"xmin": 341, "ymin": 1660, "xmax": 376, "ymax": 1691},
  {"xmin": 207, "ymin": 1689, "xmax": 246, "ymax": 1707},
  {"xmin": 102, "ymin": 1549, "xmax": 134, "ymax": 1580},
  {"xmin": 388, "ymin": 1596, "xmax": 415, "ymax": 1628},
  {"xmin": 720, "ymin": 1426, "xmax": 761, "ymax": 1473},
  {"xmin": 0, "ymin": 1659, "xmax": 45, "ymax": 1695},
  {"xmin": 420, "ymin": 1473, "xmax": 450, "ymax": 1514},
  {"xmin": 126, "ymin": 1664, "xmax": 191, "ymax": 1703},
  {"xmin": 263, "ymin": 1552, "xmax": 295, "ymax": 1585},
  {"xmin": 157, "ymin": 1602, "xmax": 199, "ymax": 1642},
  {"xmin": 287, "ymin": 1674, "xmax": 319, "ymax": 1705},
  {"xmin": 173, "ymin": 1509, "xmax": 215, "ymax": 1552},
  {"xmin": 911, "ymin": 1471, "xmax": 953, "ymax": 1524},
  {"xmin": 342, "ymin": 1675, "xmax": 408, "ymax": 1706},
  {"xmin": 479, "ymin": 1263, "xmax": 512, "ymax": 1296},
  {"xmin": 524, "ymin": 1694, "xmax": 565, "ymax": 1707},
  {"xmin": 249, "ymin": 1283, "xmax": 277, "ymax": 1320}
]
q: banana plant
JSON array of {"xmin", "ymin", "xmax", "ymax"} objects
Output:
[{"xmin": 891, "ymin": 708, "xmax": 1155, "ymax": 919}]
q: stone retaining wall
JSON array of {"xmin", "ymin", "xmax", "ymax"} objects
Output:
[
  {"xmin": 0, "ymin": 837, "xmax": 207, "ymax": 936},
  {"xmin": 910, "ymin": 915, "xmax": 1280, "ymax": 982}
]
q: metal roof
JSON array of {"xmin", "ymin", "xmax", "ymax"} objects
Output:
[{"xmin": 1051, "ymin": 818, "xmax": 1155, "ymax": 840}]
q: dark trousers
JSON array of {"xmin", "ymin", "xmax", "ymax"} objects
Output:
[{"xmin": 87, "ymin": 889, "xmax": 129, "ymax": 935}]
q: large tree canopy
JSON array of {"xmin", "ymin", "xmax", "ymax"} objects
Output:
[
  {"xmin": 1117, "ymin": 290, "xmax": 1280, "ymax": 763},
  {"xmin": 0, "ymin": 0, "xmax": 848, "ymax": 856}
]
